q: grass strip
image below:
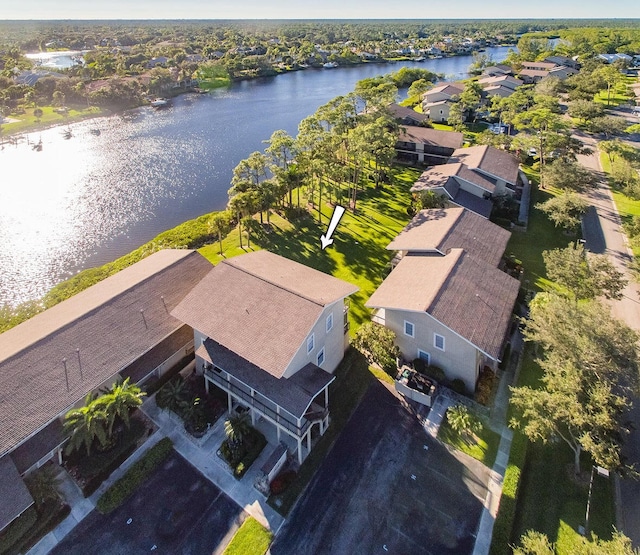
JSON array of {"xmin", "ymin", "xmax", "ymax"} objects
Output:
[{"xmin": 222, "ymin": 517, "xmax": 272, "ymax": 555}]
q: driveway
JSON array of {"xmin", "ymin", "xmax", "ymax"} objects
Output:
[
  {"xmin": 49, "ymin": 451, "xmax": 244, "ymax": 555},
  {"xmin": 271, "ymin": 382, "xmax": 491, "ymax": 555}
]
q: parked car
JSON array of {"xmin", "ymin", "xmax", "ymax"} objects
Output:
[{"xmin": 488, "ymin": 123, "xmax": 507, "ymax": 134}]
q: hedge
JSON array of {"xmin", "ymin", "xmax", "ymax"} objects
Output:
[
  {"xmin": 489, "ymin": 431, "xmax": 528, "ymax": 555},
  {"xmin": 96, "ymin": 438, "xmax": 173, "ymax": 514}
]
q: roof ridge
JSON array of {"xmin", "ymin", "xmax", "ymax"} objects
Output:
[
  {"xmin": 424, "ymin": 248, "xmax": 465, "ymax": 312},
  {"xmin": 222, "ymin": 258, "xmax": 325, "ymax": 307}
]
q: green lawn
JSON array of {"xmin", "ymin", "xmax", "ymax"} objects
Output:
[
  {"xmin": 222, "ymin": 517, "xmax": 272, "ymax": 555},
  {"xmin": 599, "ymin": 150, "xmax": 640, "ymax": 257},
  {"xmin": 1, "ymin": 105, "xmax": 105, "ymax": 136},
  {"xmin": 200, "ymin": 166, "xmax": 421, "ymax": 332},
  {"xmin": 505, "ymin": 174, "xmax": 575, "ymax": 292},
  {"xmin": 437, "ymin": 414, "xmax": 500, "ymax": 468}
]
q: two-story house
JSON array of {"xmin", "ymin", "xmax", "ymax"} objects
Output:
[
  {"xmin": 422, "ymin": 82, "xmax": 465, "ymax": 123},
  {"xmin": 366, "ymin": 208, "xmax": 518, "ymax": 392},
  {"xmin": 395, "ymin": 125, "xmax": 464, "ymax": 166},
  {"xmin": 171, "ymin": 251, "xmax": 358, "ymax": 464}
]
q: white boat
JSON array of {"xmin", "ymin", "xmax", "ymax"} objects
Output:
[
  {"xmin": 150, "ymin": 98, "xmax": 170, "ymax": 108},
  {"xmin": 323, "ymin": 62, "xmax": 338, "ymax": 69}
]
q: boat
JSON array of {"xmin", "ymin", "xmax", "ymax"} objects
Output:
[
  {"xmin": 61, "ymin": 130, "xmax": 72, "ymax": 140},
  {"xmin": 415, "ymin": 56, "xmax": 425, "ymax": 62},
  {"xmin": 323, "ymin": 62, "xmax": 338, "ymax": 69},
  {"xmin": 89, "ymin": 128, "xmax": 101, "ymax": 136},
  {"xmin": 150, "ymin": 98, "xmax": 170, "ymax": 108},
  {"xmin": 32, "ymin": 140, "xmax": 42, "ymax": 151}
]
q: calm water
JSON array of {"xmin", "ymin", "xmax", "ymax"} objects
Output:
[
  {"xmin": 25, "ymin": 50, "xmax": 85, "ymax": 69},
  {"xmin": 0, "ymin": 46, "xmax": 511, "ymax": 305}
]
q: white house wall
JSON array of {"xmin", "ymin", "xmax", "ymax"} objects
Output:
[
  {"xmin": 383, "ymin": 308, "xmax": 482, "ymax": 392},
  {"xmin": 283, "ymin": 300, "xmax": 347, "ymax": 378}
]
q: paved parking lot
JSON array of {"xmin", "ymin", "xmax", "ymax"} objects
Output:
[
  {"xmin": 49, "ymin": 451, "xmax": 244, "ymax": 555},
  {"xmin": 271, "ymin": 381, "xmax": 491, "ymax": 555}
]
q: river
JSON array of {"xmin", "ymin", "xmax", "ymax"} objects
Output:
[{"xmin": 0, "ymin": 46, "xmax": 511, "ymax": 306}]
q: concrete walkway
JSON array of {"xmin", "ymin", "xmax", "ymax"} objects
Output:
[
  {"xmin": 142, "ymin": 397, "xmax": 285, "ymax": 533},
  {"xmin": 27, "ymin": 396, "xmax": 284, "ymax": 555}
]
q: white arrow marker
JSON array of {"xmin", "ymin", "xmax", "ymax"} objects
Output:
[{"xmin": 320, "ymin": 205, "xmax": 346, "ymax": 250}]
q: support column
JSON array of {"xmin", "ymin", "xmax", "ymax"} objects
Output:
[
  {"xmin": 306, "ymin": 428, "xmax": 312, "ymax": 451},
  {"xmin": 276, "ymin": 406, "xmax": 281, "ymax": 441},
  {"xmin": 228, "ymin": 392, "xmax": 233, "ymax": 413},
  {"xmin": 297, "ymin": 438, "xmax": 303, "ymax": 465},
  {"xmin": 251, "ymin": 389, "xmax": 256, "ymax": 425},
  {"xmin": 57, "ymin": 447, "xmax": 63, "ymax": 466},
  {"xmin": 204, "ymin": 377, "xmax": 210, "ymax": 394}
]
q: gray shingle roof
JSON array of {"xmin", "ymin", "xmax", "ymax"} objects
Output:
[
  {"xmin": 0, "ymin": 455, "xmax": 34, "ymax": 532},
  {"xmin": 366, "ymin": 249, "xmax": 519, "ymax": 359},
  {"xmin": 451, "ymin": 145, "xmax": 520, "ymax": 186},
  {"xmin": 450, "ymin": 190, "xmax": 494, "ymax": 220},
  {"xmin": 0, "ymin": 250, "xmax": 213, "ymax": 458},
  {"xmin": 387, "ymin": 208, "xmax": 510, "ymax": 266},
  {"xmin": 397, "ymin": 125, "xmax": 464, "ymax": 150},
  {"xmin": 171, "ymin": 251, "xmax": 358, "ymax": 379}
]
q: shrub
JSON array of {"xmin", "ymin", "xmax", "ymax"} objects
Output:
[
  {"xmin": 412, "ymin": 358, "xmax": 426, "ymax": 374},
  {"xmin": 220, "ymin": 428, "xmax": 267, "ymax": 479},
  {"xmin": 446, "ymin": 405, "xmax": 482, "ymax": 435},
  {"xmin": 424, "ymin": 364, "xmax": 445, "ymax": 383},
  {"xmin": 353, "ymin": 322, "xmax": 400, "ymax": 375},
  {"xmin": 96, "ymin": 438, "xmax": 173, "ymax": 514},
  {"xmin": 270, "ymin": 470, "xmax": 297, "ymax": 495},
  {"xmin": 489, "ymin": 432, "xmax": 528, "ymax": 555},
  {"xmin": 475, "ymin": 368, "xmax": 495, "ymax": 406},
  {"xmin": 450, "ymin": 379, "xmax": 467, "ymax": 395}
]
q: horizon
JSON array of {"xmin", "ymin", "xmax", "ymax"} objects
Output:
[{"xmin": 1, "ymin": 0, "xmax": 639, "ymax": 21}]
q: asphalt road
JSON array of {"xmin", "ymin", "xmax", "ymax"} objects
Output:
[
  {"xmin": 271, "ymin": 382, "xmax": 490, "ymax": 555},
  {"xmin": 575, "ymin": 126, "xmax": 640, "ymax": 547}
]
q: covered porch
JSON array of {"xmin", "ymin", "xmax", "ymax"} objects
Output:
[{"xmin": 197, "ymin": 339, "xmax": 334, "ymax": 464}]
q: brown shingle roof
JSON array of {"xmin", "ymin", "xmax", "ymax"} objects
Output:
[
  {"xmin": 171, "ymin": 251, "xmax": 358, "ymax": 379},
  {"xmin": 397, "ymin": 125, "xmax": 464, "ymax": 150},
  {"xmin": 451, "ymin": 145, "xmax": 520, "ymax": 186},
  {"xmin": 0, "ymin": 250, "xmax": 213, "ymax": 458},
  {"xmin": 387, "ymin": 208, "xmax": 510, "ymax": 266},
  {"xmin": 366, "ymin": 249, "xmax": 519, "ymax": 359},
  {"xmin": 387, "ymin": 103, "xmax": 429, "ymax": 124},
  {"xmin": 477, "ymin": 75, "xmax": 523, "ymax": 89},
  {"xmin": 425, "ymin": 82, "xmax": 465, "ymax": 97},
  {"xmin": 0, "ymin": 456, "xmax": 34, "ymax": 532},
  {"xmin": 411, "ymin": 162, "xmax": 498, "ymax": 194},
  {"xmin": 521, "ymin": 61, "xmax": 557, "ymax": 70}
]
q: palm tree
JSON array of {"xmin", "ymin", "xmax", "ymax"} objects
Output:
[
  {"xmin": 156, "ymin": 376, "xmax": 188, "ymax": 414},
  {"xmin": 224, "ymin": 412, "xmax": 252, "ymax": 456},
  {"xmin": 25, "ymin": 466, "xmax": 62, "ymax": 511},
  {"xmin": 99, "ymin": 378, "xmax": 146, "ymax": 437},
  {"xmin": 63, "ymin": 396, "xmax": 109, "ymax": 456},
  {"xmin": 209, "ymin": 210, "xmax": 232, "ymax": 256}
]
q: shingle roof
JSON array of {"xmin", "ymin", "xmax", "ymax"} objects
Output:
[
  {"xmin": 425, "ymin": 82, "xmax": 465, "ymax": 97},
  {"xmin": 397, "ymin": 125, "xmax": 464, "ymax": 150},
  {"xmin": 518, "ymin": 69, "xmax": 550, "ymax": 79},
  {"xmin": 0, "ymin": 456, "xmax": 34, "ymax": 532},
  {"xmin": 450, "ymin": 190, "xmax": 494, "ymax": 219},
  {"xmin": 366, "ymin": 249, "xmax": 519, "ymax": 359},
  {"xmin": 477, "ymin": 75, "xmax": 523, "ymax": 89},
  {"xmin": 0, "ymin": 250, "xmax": 213, "ymax": 458},
  {"xmin": 521, "ymin": 61, "xmax": 557, "ymax": 70},
  {"xmin": 411, "ymin": 162, "xmax": 498, "ymax": 195},
  {"xmin": 197, "ymin": 340, "xmax": 334, "ymax": 418},
  {"xmin": 387, "ymin": 103, "xmax": 429, "ymax": 123},
  {"xmin": 387, "ymin": 207, "xmax": 510, "ymax": 266},
  {"xmin": 451, "ymin": 145, "xmax": 520, "ymax": 186},
  {"xmin": 171, "ymin": 251, "xmax": 358, "ymax": 379}
]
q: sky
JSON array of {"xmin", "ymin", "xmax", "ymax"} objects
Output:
[{"xmin": 1, "ymin": 0, "xmax": 639, "ymax": 20}]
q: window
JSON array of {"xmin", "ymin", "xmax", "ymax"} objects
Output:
[
  {"xmin": 307, "ymin": 333, "xmax": 315, "ymax": 354},
  {"xmin": 326, "ymin": 313, "xmax": 334, "ymax": 333},
  {"xmin": 404, "ymin": 320, "xmax": 415, "ymax": 338},
  {"xmin": 418, "ymin": 350, "xmax": 430, "ymax": 365},
  {"xmin": 434, "ymin": 333, "xmax": 445, "ymax": 351},
  {"xmin": 317, "ymin": 347, "xmax": 325, "ymax": 367}
]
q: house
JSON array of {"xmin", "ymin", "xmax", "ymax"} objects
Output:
[
  {"xmin": 423, "ymin": 82, "xmax": 465, "ymax": 104},
  {"xmin": 521, "ymin": 61, "xmax": 557, "ymax": 72},
  {"xmin": 171, "ymin": 251, "xmax": 359, "ymax": 464},
  {"xmin": 396, "ymin": 125, "xmax": 464, "ymax": 165},
  {"xmin": 387, "ymin": 207, "xmax": 511, "ymax": 268},
  {"xmin": 366, "ymin": 247, "xmax": 519, "ymax": 392},
  {"xmin": 146, "ymin": 56, "xmax": 169, "ymax": 68},
  {"xmin": 482, "ymin": 64, "xmax": 513, "ymax": 77},
  {"xmin": 598, "ymin": 53, "xmax": 633, "ymax": 64},
  {"xmin": 14, "ymin": 70, "xmax": 65, "ymax": 87},
  {"xmin": 0, "ymin": 249, "xmax": 213, "ymax": 534},
  {"xmin": 544, "ymin": 55, "xmax": 580, "ymax": 70},
  {"xmin": 548, "ymin": 65, "xmax": 579, "ymax": 80},
  {"xmin": 387, "ymin": 103, "xmax": 430, "ymax": 126},
  {"xmin": 477, "ymin": 74, "xmax": 522, "ymax": 91},
  {"xmin": 482, "ymin": 84, "xmax": 518, "ymax": 98},
  {"xmin": 422, "ymin": 100, "xmax": 455, "ymax": 123},
  {"xmin": 518, "ymin": 68, "xmax": 550, "ymax": 84},
  {"xmin": 410, "ymin": 145, "xmax": 524, "ymax": 218}
]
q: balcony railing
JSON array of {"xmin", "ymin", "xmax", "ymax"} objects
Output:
[{"xmin": 205, "ymin": 368, "xmax": 311, "ymax": 437}]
